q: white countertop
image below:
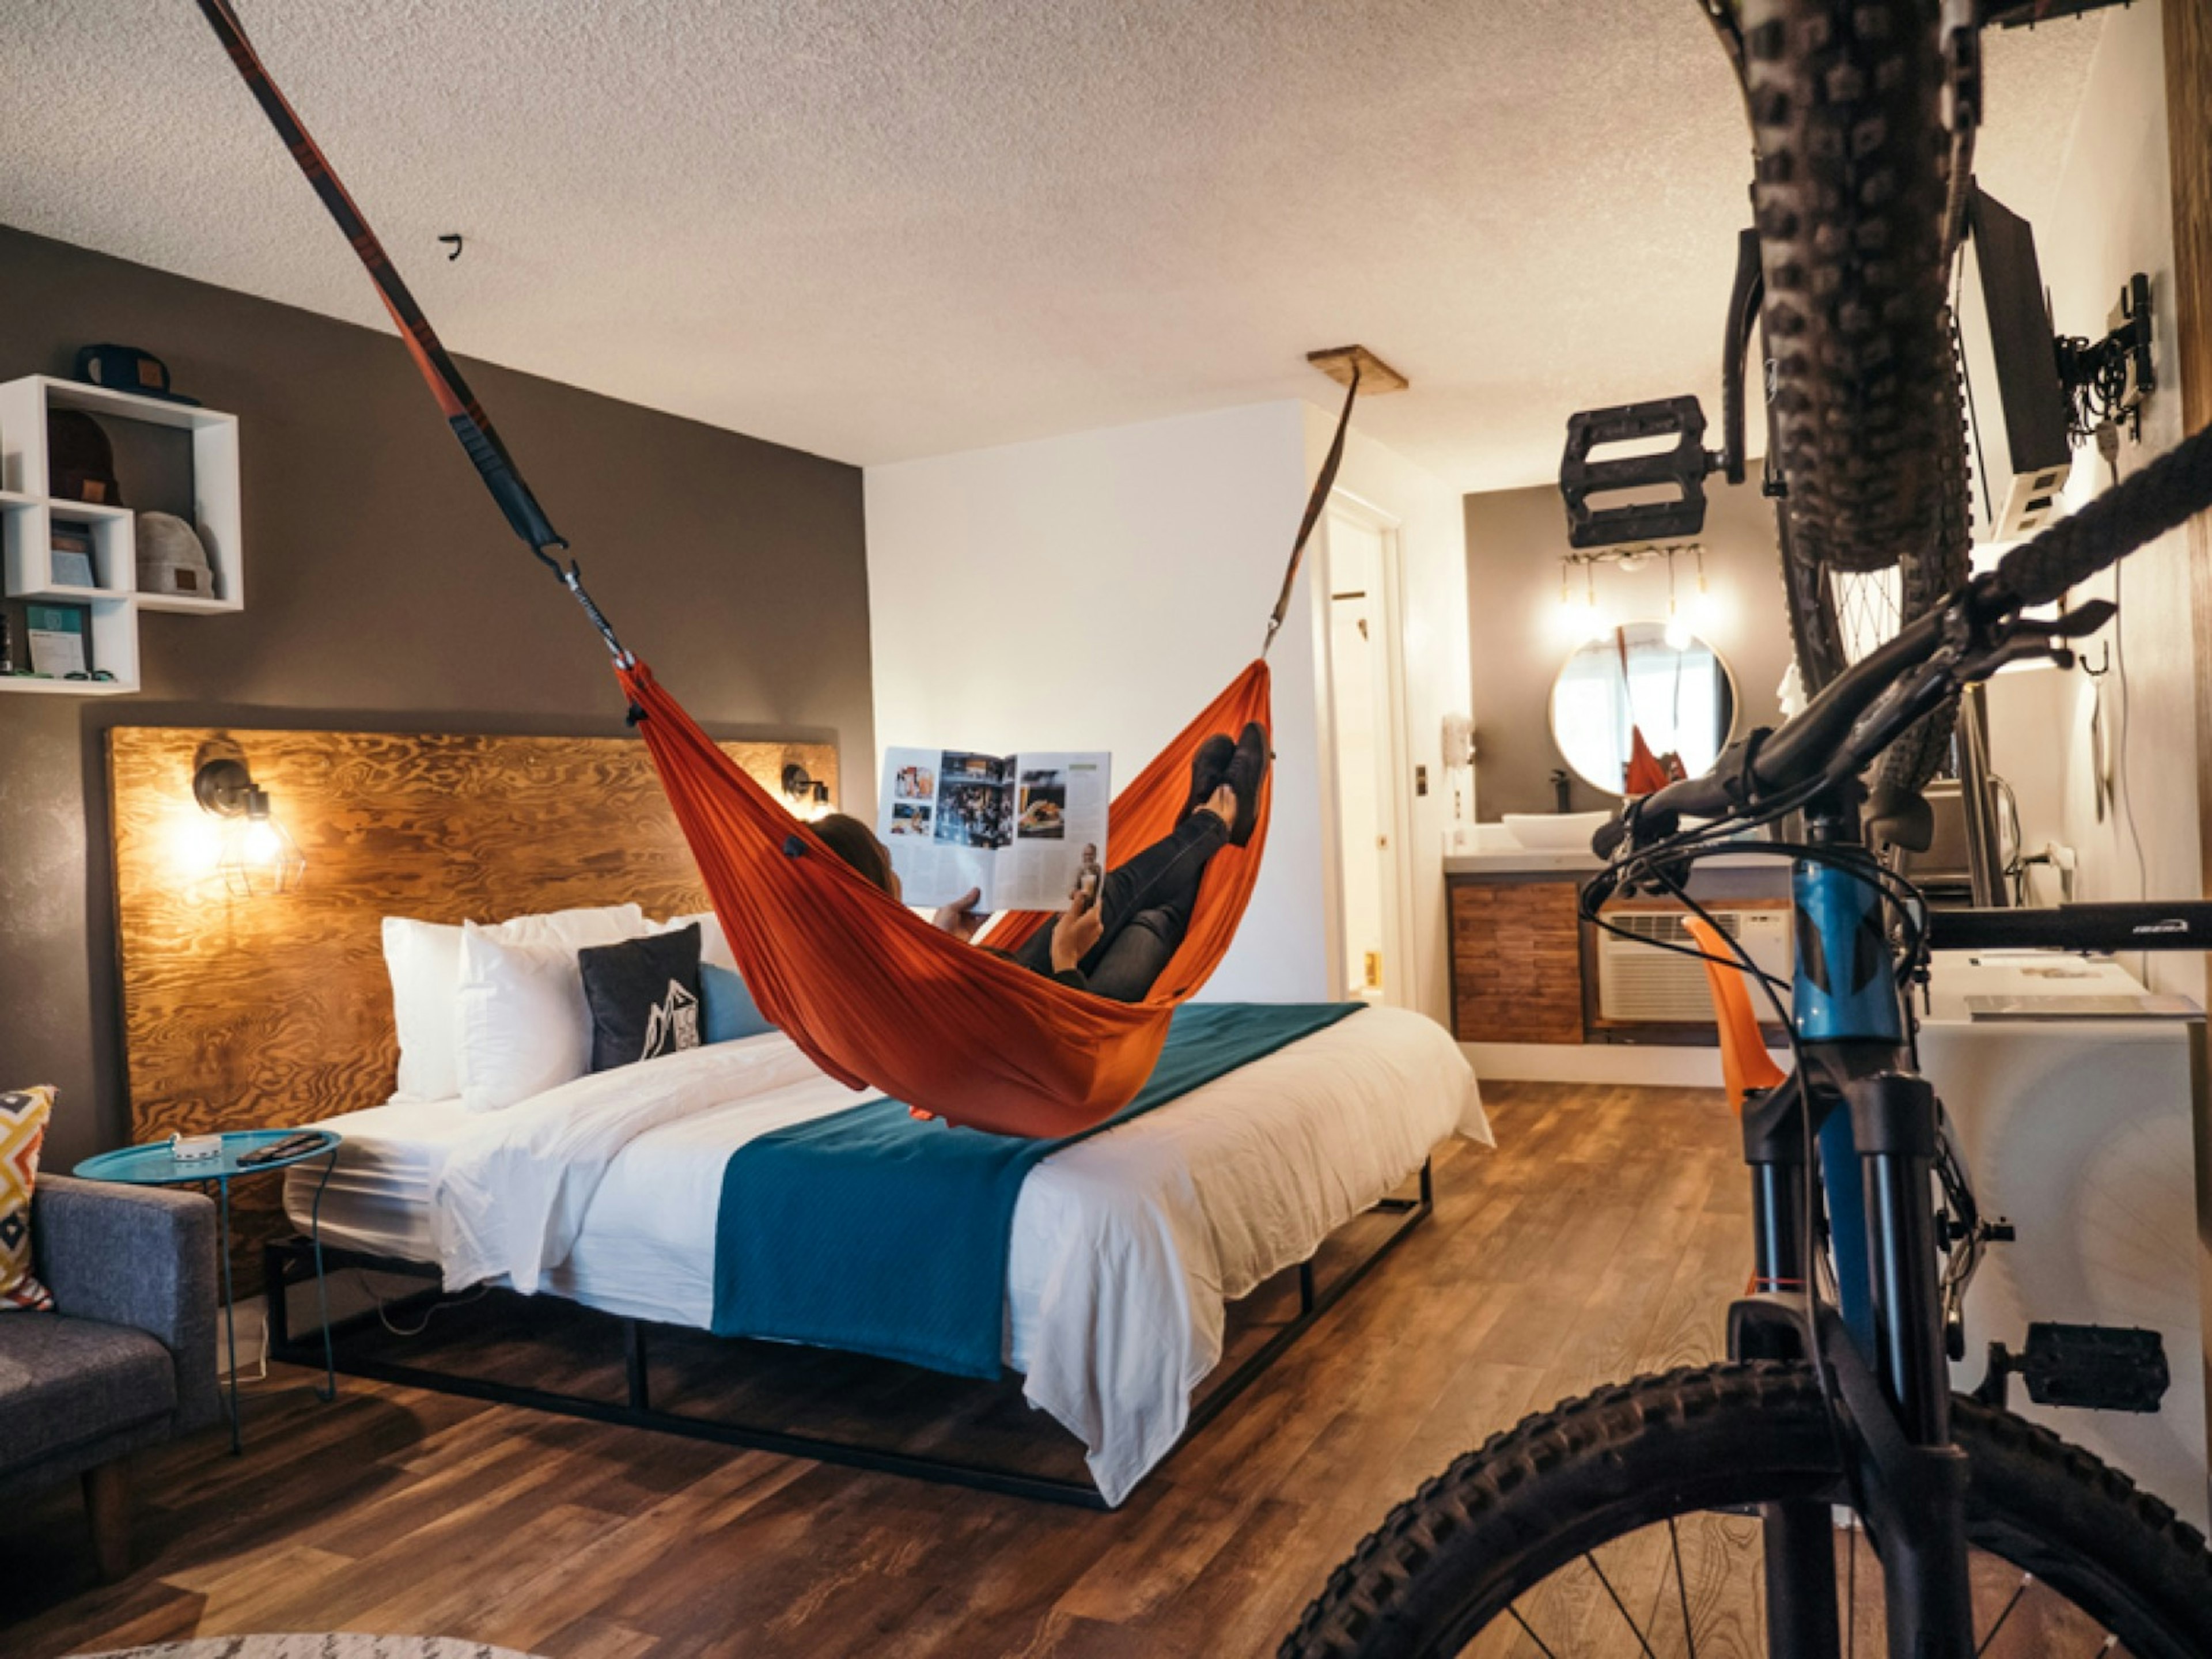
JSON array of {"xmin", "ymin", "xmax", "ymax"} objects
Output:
[{"xmin": 1442, "ymin": 847, "xmax": 1787, "ymax": 876}]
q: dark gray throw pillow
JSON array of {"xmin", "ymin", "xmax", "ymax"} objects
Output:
[{"xmin": 579, "ymin": 925, "xmax": 705, "ymax": 1073}]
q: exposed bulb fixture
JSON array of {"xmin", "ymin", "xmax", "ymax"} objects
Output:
[
  {"xmin": 781, "ymin": 762, "xmax": 834, "ymax": 822},
  {"xmin": 1555, "ymin": 559, "xmax": 1611, "ymax": 645},
  {"xmin": 192, "ymin": 749, "xmax": 305, "ymax": 897},
  {"xmin": 1663, "ymin": 550, "xmax": 1694, "ymax": 651}
]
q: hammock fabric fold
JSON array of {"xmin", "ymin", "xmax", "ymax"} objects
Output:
[{"xmin": 619, "ymin": 657, "xmax": 1273, "ymax": 1137}]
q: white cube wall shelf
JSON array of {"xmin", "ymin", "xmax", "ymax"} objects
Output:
[{"xmin": 0, "ymin": 374, "xmax": 245, "ymax": 694}]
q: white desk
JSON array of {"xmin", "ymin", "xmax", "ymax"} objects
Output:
[{"xmin": 1920, "ymin": 950, "xmax": 2209, "ymax": 1529}]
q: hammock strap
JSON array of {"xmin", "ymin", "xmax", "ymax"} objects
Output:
[
  {"xmin": 1263, "ymin": 363, "xmax": 1361, "ymax": 657},
  {"xmin": 191, "ymin": 0, "xmax": 634, "ymax": 666}
]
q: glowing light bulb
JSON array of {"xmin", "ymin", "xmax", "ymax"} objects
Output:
[
  {"xmin": 244, "ymin": 819, "xmax": 282, "ymax": 865},
  {"xmin": 1664, "ymin": 609, "xmax": 1694, "ymax": 652}
]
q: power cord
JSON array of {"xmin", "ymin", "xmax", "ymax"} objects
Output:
[
  {"xmin": 2096, "ymin": 422, "xmax": 2155, "ymax": 981},
  {"xmin": 350, "ymin": 1268, "xmax": 489, "ymax": 1338}
]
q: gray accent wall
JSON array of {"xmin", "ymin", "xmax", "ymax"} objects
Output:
[
  {"xmin": 0, "ymin": 226, "xmax": 874, "ymax": 1172},
  {"xmin": 1462, "ymin": 479, "xmax": 1794, "ymax": 819}
]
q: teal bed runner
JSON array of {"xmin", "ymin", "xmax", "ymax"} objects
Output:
[{"xmin": 711, "ymin": 1001, "xmax": 1363, "ymax": 1378}]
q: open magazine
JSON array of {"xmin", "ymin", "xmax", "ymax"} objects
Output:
[{"xmin": 877, "ymin": 748, "xmax": 1109, "ymax": 912}]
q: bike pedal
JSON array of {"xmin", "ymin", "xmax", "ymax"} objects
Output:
[
  {"xmin": 1984, "ymin": 1323, "xmax": 2170, "ymax": 1414},
  {"xmin": 1558, "ymin": 395, "xmax": 1713, "ymax": 548}
]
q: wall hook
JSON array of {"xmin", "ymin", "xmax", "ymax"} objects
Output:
[
  {"xmin": 438, "ymin": 233, "xmax": 464, "ymax": 262},
  {"xmin": 2080, "ymin": 641, "xmax": 2111, "ymax": 679}
]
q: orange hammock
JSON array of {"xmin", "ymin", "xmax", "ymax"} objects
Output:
[
  {"xmin": 619, "ymin": 657, "xmax": 1272, "ymax": 1135},
  {"xmin": 199, "ymin": 0, "xmax": 1343, "ymax": 1134}
]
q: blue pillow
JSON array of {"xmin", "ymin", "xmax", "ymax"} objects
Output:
[{"xmin": 701, "ymin": 962, "xmax": 775, "ymax": 1043}]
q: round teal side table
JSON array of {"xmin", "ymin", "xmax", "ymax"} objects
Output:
[{"xmin": 75, "ymin": 1127, "xmax": 341, "ymax": 1453}]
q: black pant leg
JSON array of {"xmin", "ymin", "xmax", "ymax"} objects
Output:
[{"xmin": 1012, "ymin": 811, "xmax": 1228, "ymax": 980}]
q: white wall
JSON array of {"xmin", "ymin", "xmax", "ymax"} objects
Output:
[
  {"xmin": 863, "ymin": 399, "xmax": 1469, "ymax": 1023},
  {"xmin": 1982, "ymin": 0, "xmax": 2201, "ymax": 1001}
]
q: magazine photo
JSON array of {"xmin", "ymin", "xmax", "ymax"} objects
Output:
[{"xmin": 876, "ymin": 746, "xmax": 1109, "ymax": 910}]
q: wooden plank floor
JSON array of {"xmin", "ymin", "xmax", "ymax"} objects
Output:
[{"xmin": 3, "ymin": 1081, "xmax": 1757, "ymax": 1659}]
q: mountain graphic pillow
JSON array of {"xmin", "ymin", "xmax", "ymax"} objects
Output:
[{"xmin": 579, "ymin": 924, "xmax": 705, "ymax": 1074}]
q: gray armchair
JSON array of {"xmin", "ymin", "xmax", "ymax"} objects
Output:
[{"xmin": 0, "ymin": 1175, "xmax": 219, "ymax": 1579}]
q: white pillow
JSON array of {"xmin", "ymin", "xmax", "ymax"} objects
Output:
[
  {"xmin": 655, "ymin": 910, "xmax": 737, "ymax": 973},
  {"xmin": 383, "ymin": 904, "xmax": 646, "ymax": 1102},
  {"xmin": 385, "ymin": 916, "xmax": 468, "ymax": 1103},
  {"xmin": 455, "ymin": 926, "xmax": 589, "ymax": 1113}
]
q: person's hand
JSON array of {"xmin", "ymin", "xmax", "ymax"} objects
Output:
[
  {"xmin": 1051, "ymin": 892, "xmax": 1105, "ymax": 975},
  {"xmin": 933, "ymin": 887, "xmax": 987, "ymax": 941}
]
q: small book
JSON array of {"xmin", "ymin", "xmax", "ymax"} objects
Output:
[
  {"xmin": 49, "ymin": 547, "xmax": 96, "ymax": 589},
  {"xmin": 50, "ymin": 522, "xmax": 97, "ymax": 589},
  {"xmin": 24, "ymin": 603, "xmax": 89, "ymax": 677},
  {"xmin": 877, "ymin": 747, "xmax": 1110, "ymax": 911}
]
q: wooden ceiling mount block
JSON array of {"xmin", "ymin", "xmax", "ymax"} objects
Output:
[{"xmin": 1306, "ymin": 345, "xmax": 1409, "ymax": 395}]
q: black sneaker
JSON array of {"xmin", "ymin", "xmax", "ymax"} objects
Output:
[
  {"xmin": 1223, "ymin": 721, "xmax": 1270, "ymax": 846},
  {"xmin": 1180, "ymin": 733, "xmax": 1235, "ymax": 823}
]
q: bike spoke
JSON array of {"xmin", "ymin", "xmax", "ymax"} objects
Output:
[
  {"xmin": 1584, "ymin": 1552, "xmax": 1660, "ymax": 1659},
  {"xmin": 1974, "ymin": 1571, "xmax": 2032, "ymax": 1655},
  {"xmin": 1666, "ymin": 1516, "xmax": 1698, "ymax": 1659},
  {"xmin": 1506, "ymin": 1604, "xmax": 1561, "ymax": 1659}
]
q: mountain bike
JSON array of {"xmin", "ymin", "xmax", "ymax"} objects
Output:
[{"xmin": 1281, "ymin": 1, "xmax": 2212, "ymax": 1652}]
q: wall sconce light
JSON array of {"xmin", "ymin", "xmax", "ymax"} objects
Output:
[
  {"xmin": 780, "ymin": 762, "xmax": 834, "ymax": 822},
  {"xmin": 192, "ymin": 749, "xmax": 306, "ymax": 896}
]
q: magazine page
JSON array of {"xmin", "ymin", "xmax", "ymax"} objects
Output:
[
  {"xmin": 878, "ymin": 748, "xmax": 1012, "ymax": 909},
  {"xmin": 996, "ymin": 752, "xmax": 1111, "ymax": 913}
]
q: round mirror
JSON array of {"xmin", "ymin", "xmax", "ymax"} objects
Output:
[{"xmin": 1550, "ymin": 622, "xmax": 1737, "ymax": 796}]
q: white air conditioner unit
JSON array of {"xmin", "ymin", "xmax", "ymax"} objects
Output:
[{"xmin": 1597, "ymin": 907, "xmax": 1794, "ymax": 1024}]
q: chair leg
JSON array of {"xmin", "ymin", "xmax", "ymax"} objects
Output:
[{"xmin": 82, "ymin": 1459, "xmax": 131, "ymax": 1582}]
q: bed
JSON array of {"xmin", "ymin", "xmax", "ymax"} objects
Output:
[
  {"xmin": 284, "ymin": 1005, "xmax": 1484, "ymax": 1505},
  {"xmin": 104, "ymin": 722, "xmax": 1485, "ymax": 1506}
]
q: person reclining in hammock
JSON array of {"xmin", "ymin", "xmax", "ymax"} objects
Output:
[{"xmin": 813, "ymin": 722, "xmax": 1268, "ymax": 1003}]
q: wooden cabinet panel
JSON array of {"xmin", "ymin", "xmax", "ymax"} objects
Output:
[{"xmin": 1449, "ymin": 878, "xmax": 1585, "ymax": 1044}]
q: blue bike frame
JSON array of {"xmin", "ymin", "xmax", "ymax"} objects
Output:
[{"xmin": 1792, "ymin": 855, "xmax": 1901, "ymax": 1356}]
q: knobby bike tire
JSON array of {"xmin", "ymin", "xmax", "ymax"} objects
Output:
[
  {"xmin": 1752, "ymin": 0, "xmax": 1968, "ymax": 808},
  {"xmin": 1280, "ymin": 1362, "xmax": 2212, "ymax": 1659},
  {"xmin": 1747, "ymin": 0, "xmax": 1957, "ymax": 579},
  {"xmin": 1781, "ymin": 308, "xmax": 1971, "ymax": 810}
]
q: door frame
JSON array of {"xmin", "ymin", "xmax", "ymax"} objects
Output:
[{"xmin": 1312, "ymin": 488, "xmax": 1419, "ymax": 1008}]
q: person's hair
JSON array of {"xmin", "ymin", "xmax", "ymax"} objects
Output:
[{"xmin": 812, "ymin": 813, "xmax": 895, "ymax": 893}]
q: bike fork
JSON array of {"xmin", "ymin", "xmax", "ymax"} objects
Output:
[
  {"xmin": 1851, "ymin": 1070, "xmax": 1976, "ymax": 1658},
  {"xmin": 1737, "ymin": 1076, "xmax": 1846, "ymax": 1658},
  {"xmin": 1733, "ymin": 1063, "xmax": 1975, "ymax": 1654}
]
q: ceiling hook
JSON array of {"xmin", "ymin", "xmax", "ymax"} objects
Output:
[{"xmin": 438, "ymin": 233, "xmax": 464, "ymax": 262}]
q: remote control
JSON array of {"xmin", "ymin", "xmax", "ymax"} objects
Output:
[{"xmin": 238, "ymin": 1132, "xmax": 328, "ymax": 1167}]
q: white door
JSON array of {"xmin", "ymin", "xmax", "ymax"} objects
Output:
[{"xmin": 1319, "ymin": 498, "xmax": 1412, "ymax": 1006}]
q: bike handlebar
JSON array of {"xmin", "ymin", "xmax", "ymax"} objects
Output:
[{"xmin": 1592, "ymin": 419, "xmax": 2212, "ymax": 861}]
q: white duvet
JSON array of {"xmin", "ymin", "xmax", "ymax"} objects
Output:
[{"xmin": 292, "ymin": 1006, "xmax": 1486, "ymax": 1504}]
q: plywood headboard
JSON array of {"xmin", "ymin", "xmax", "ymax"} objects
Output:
[{"xmin": 108, "ymin": 725, "xmax": 838, "ymax": 1146}]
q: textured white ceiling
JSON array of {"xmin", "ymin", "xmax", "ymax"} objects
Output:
[{"xmin": 1, "ymin": 2, "xmax": 2101, "ymax": 488}]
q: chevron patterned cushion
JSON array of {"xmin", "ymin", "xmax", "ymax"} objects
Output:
[{"xmin": 0, "ymin": 1087, "xmax": 55, "ymax": 1312}]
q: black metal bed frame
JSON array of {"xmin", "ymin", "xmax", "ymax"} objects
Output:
[{"xmin": 263, "ymin": 1157, "xmax": 1434, "ymax": 1509}]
